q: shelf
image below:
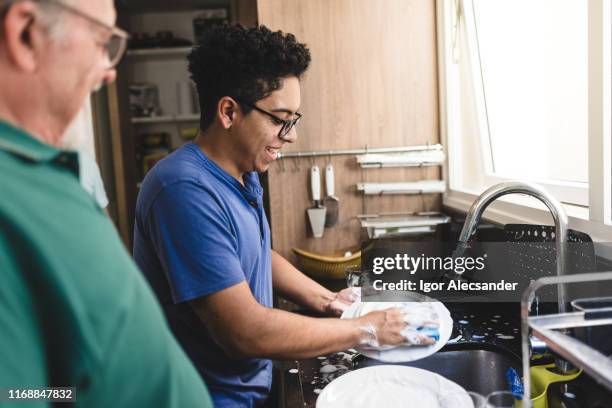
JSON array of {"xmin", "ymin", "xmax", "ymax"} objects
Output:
[
  {"xmin": 126, "ymin": 46, "xmax": 192, "ymax": 58},
  {"xmin": 131, "ymin": 114, "xmax": 200, "ymax": 124},
  {"xmin": 356, "ymin": 180, "xmax": 446, "ymax": 195},
  {"xmin": 116, "ymin": 0, "xmax": 229, "ymax": 13}
]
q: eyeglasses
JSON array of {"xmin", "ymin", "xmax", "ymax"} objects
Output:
[
  {"xmin": 43, "ymin": 0, "xmax": 129, "ymax": 67},
  {"xmin": 236, "ymin": 98, "xmax": 302, "ymax": 142},
  {"xmin": 3, "ymin": 0, "xmax": 130, "ymax": 67}
]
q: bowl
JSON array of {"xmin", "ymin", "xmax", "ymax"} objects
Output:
[{"xmin": 292, "ymin": 248, "xmax": 360, "ymax": 280}]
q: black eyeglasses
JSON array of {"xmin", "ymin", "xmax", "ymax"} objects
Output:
[{"xmin": 236, "ymin": 98, "xmax": 302, "ymax": 142}]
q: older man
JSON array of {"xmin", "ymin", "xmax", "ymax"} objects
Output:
[{"xmin": 0, "ymin": 1, "xmax": 212, "ymax": 407}]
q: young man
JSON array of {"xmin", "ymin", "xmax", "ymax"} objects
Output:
[
  {"xmin": 0, "ymin": 1, "xmax": 212, "ymax": 406},
  {"xmin": 134, "ymin": 25, "xmax": 427, "ymax": 407}
]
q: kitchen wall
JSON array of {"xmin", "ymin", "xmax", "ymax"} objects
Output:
[{"xmin": 257, "ymin": 0, "xmax": 441, "ymax": 258}]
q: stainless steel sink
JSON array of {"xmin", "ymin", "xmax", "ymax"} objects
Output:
[{"xmin": 352, "ymin": 342, "xmax": 521, "ymax": 396}]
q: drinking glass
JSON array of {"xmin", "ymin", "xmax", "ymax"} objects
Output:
[
  {"xmin": 486, "ymin": 391, "xmax": 524, "ymax": 408},
  {"xmin": 439, "ymin": 390, "xmax": 486, "ymax": 407},
  {"xmin": 345, "ymin": 265, "xmax": 364, "ymax": 288}
]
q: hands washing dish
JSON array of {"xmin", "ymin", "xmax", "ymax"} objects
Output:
[
  {"xmin": 343, "ymin": 301, "xmax": 452, "ymax": 363},
  {"xmin": 322, "ymin": 288, "xmax": 443, "ymax": 350},
  {"xmin": 356, "ymin": 303, "xmax": 440, "ymax": 349}
]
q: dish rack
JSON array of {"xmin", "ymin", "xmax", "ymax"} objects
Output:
[{"xmin": 521, "ymin": 271, "xmax": 612, "ymax": 408}]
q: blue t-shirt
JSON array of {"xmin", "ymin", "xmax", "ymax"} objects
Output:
[{"xmin": 133, "ymin": 143, "xmax": 273, "ymax": 408}]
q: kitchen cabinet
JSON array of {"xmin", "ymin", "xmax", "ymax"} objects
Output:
[{"xmin": 95, "ymin": 0, "xmax": 257, "ymax": 246}]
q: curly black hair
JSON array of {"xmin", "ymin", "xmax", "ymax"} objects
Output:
[{"xmin": 188, "ymin": 24, "xmax": 311, "ymax": 130}]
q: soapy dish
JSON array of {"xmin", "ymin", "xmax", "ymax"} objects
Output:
[{"xmin": 341, "ymin": 301, "xmax": 453, "ymax": 362}]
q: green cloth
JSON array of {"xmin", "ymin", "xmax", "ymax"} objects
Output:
[{"xmin": 0, "ymin": 121, "xmax": 213, "ymax": 408}]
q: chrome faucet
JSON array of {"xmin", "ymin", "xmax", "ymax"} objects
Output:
[
  {"xmin": 452, "ymin": 181, "xmax": 570, "ymax": 313},
  {"xmin": 453, "ymin": 181, "xmax": 578, "ymax": 403}
]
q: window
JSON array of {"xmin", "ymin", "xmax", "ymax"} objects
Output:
[
  {"xmin": 474, "ymin": 0, "xmax": 588, "ymax": 184},
  {"xmin": 438, "ymin": 0, "xmax": 612, "ymax": 239}
]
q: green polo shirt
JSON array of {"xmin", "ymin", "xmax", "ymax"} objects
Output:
[{"xmin": 0, "ymin": 121, "xmax": 213, "ymax": 407}]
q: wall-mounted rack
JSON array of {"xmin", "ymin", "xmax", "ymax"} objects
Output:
[
  {"xmin": 356, "ymin": 149, "xmax": 445, "ymax": 168},
  {"xmin": 276, "ymin": 144, "xmax": 443, "ymax": 160},
  {"xmin": 356, "ymin": 181, "xmax": 446, "ymax": 195},
  {"xmin": 357, "ymin": 211, "xmax": 450, "ymax": 239}
]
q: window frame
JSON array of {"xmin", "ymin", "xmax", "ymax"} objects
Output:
[{"xmin": 437, "ymin": 0, "xmax": 612, "ymax": 240}]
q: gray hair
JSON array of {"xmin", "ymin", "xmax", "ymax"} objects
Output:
[{"xmin": 1, "ymin": 0, "xmax": 78, "ymax": 42}]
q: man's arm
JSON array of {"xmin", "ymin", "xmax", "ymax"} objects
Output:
[
  {"xmin": 271, "ymin": 250, "xmax": 337, "ymax": 314},
  {"xmin": 190, "ymin": 281, "xmax": 409, "ymax": 360}
]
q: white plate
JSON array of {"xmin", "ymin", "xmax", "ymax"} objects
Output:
[
  {"xmin": 341, "ymin": 300, "xmax": 453, "ymax": 362},
  {"xmin": 316, "ymin": 365, "xmax": 472, "ymax": 408}
]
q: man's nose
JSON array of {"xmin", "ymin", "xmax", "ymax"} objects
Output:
[{"xmin": 282, "ymin": 127, "xmax": 298, "ymax": 143}]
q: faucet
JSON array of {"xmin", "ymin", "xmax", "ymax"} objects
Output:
[
  {"xmin": 454, "ymin": 182, "xmax": 577, "ymax": 386},
  {"xmin": 452, "ymin": 181, "xmax": 570, "ymax": 313}
]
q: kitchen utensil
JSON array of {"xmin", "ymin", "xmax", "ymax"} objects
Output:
[
  {"xmin": 316, "ymin": 365, "xmax": 472, "ymax": 408},
  {"xmin": 323, "ymin": 163, "xmax": 339, "ymax": 227},
  {"xmin": 341, "ymin": 300, "xmax": 453, "ymax": 362},
  {"xmin": 306, "ymin": 165, "xmax": 326, "ymax": 238}
]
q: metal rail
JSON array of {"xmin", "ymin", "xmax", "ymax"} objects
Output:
[
  {"xmin": 276, "ymin": 144, "xmax": 443, "ymax": 159},
  {"xmin": 521, "ymin": 271, "xmax": 612, "ymax": 407}
]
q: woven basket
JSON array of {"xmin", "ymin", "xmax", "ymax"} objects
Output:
[{"xmin": 292, "ymin": 248, "xmax": 361, "ymax": 280}]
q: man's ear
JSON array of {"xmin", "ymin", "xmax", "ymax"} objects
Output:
[
  {"xmin": 217, "ymin": 97, "xmax": 238, "ymax": 130},
  {"xmin": 3, "ymin": 1, "xmax": 42, "ymax": 72}
]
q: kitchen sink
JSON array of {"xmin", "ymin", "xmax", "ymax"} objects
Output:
[{"xmin": 352, "ymin": 342, "xmax": 521, "ymax": 396}]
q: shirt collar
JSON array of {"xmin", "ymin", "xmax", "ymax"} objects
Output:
[
  {"xmin": 189, "ymin": 142, "xmax": 264, "ymax": 199},
  {"xmin": 0, "ymin": 120, "xmax": 61, "ymax": 163}
]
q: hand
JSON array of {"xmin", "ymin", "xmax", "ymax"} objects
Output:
[
  {"xmin": 324, "ymin": 287, "xmax": 361, "ymax": 316},
  {"xmin": 357, "ymin": 307, "xmax": 438, "ymax": 348}
]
